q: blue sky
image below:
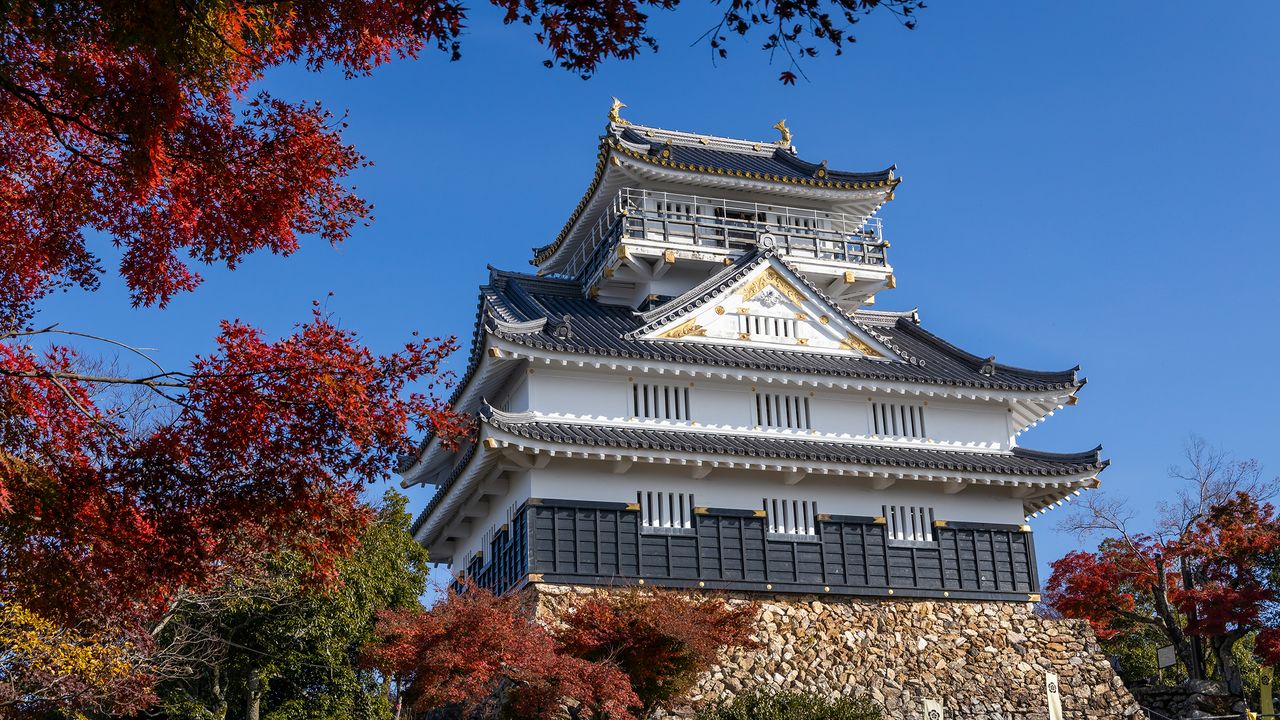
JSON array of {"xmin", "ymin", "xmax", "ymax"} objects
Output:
[{"xmin": 43, "ymin": 1, "xmax": 1279, "ymax": 582}]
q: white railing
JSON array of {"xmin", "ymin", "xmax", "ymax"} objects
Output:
[{"xmin": 568, "ymin": 188, "xmax": 887, "ymax": 280}]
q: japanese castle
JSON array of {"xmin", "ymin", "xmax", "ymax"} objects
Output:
[{"xmin": 401, "ymin": 103, "xmax": 1106, "ymax": 603}]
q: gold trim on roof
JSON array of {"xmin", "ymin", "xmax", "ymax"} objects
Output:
[
  {"xmin": 772, "ymin": 119, "xmax": 792, "ymax": 146},
  {"xmin": 839, "ymin": 333, "xmax": 883, "ymax": 357},
  {"xmin": 609, "ymin": 97, "xmax": 630, "ymax": 126},
  {"xmin": 740, "ymin": 267, "xmax": 806, "ymax": 305},
  {"xmin": 660, "ymin": 318, "xmax": 707, "ymax": 339},
  {"xmin": 608, "ymin": 139, "xmax": 897, "ymax": 192}
]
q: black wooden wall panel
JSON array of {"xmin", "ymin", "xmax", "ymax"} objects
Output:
[{"xmin": 470, "ymin": 500, "xmax": 1039, "ymax": 601}]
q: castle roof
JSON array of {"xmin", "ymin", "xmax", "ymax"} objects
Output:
[
  {"xmin": 410, "ymin": 406, "xmax": 1106, "ymax": 544},
  {"xmin": 484, "ymin": 410, "xmax": 1106, "ymax": 477},
  {"xmin": 484, "ymin": 260, "xmax": 1080, "ymax": 392}
]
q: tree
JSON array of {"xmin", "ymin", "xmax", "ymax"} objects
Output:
[
  {"xmin": 0, "ymin": 601, "xmax": 151, "ymax": 715},
  {"xmin": 364, "ymin": 586, "xmax": 758, "ymax": 719},
  {"xmin": 149, "ymin": 489, "xmax": 430, "ymax": 720},
  {"xmin": 0, "ymin": 312, "xmax": 466, "ymax": 716},
  {"xmin": 554, "ymin": 590, "xmax": 759, "ymax": 717},
  {"xmin": 364, "ymin": 584, "xmax": 641, "ymax": 720},
  {"xmin": 1046, "ymin": 438, "xmax": 1280, "ymax": 698},
  {"xmin": 1, "ymin": 0, "xmax": 918, "ymax": 712}
]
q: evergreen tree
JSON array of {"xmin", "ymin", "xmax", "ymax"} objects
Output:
[{"xmin": 150, "ymin": 490, "xmax": 429, "ymax": 720}]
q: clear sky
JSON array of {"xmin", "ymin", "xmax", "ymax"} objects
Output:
[{"xmin": 42, "ymin": 1, "xmax": 1280, "ymax": 584}]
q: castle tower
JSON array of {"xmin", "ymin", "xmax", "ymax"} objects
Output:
[{"xmin": 399, "ymin": 110, "xmax": 1106, "ymax": 607}]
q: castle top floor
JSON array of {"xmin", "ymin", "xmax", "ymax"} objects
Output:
[{"xmin": 533, "ymin": 105, "xmax": 899, "ymax": 310}]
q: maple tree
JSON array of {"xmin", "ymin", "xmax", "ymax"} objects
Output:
[
  {"xmin": 1046, "ymin": 440, "xmax": 1280, "ymax": 698},
  {"xmin": 364, "ymin": 586, "xmax": 758, "ymax": 719},
  {"xmin": 0, "ymin": 601, "xmax": 150, "ymax": 714},
  {"xmin": 364, "ymin": 584, "xmax": 641, "ymax": 720},
  {"xmin": 555, "ymin": 590, "xmax": 759, "ymax": 716}
]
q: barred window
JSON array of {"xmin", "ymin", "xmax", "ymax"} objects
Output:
[
  {"xmin": 884, "ymin": 504, "xmax": 935, "ymax": 542},
  {"xmin": 871, "ymin": 401, "xmax": 927, "ymax": 439},
  {"xmin": 755, "ymin": 392, "xmax": 812, "ymax": 430},
  {"xmin": 638, "ymin": 491, "xmax": 695, "ymax": 530},
  {"xmin": 765, "ymin": 498, "xmax": 818, "ymax": 536},
  {"xmin": 632, "ymin": 383, "xmax": 691, "ymax": 421},
  {"xmin": 738, "ymin": 314, "xmax": 796, "ymax": 340}
]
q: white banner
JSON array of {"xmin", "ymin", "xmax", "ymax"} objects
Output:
[
  {"xmin": 922, "ymin": 697, "xmax": 944, "ymax": 720},
  {"xmin": 1046, "ymin": 672, "xmax": 1065, "ymax": 720}
]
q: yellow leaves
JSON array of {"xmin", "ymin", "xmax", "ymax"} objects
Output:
[{"xmin": 0, "ymin": 602, "xmax": 136, "ymax": 693}]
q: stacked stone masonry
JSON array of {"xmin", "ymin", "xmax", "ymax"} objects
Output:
[{"xmin": 531, "ymin": 585, "xmax": 1141, "ymax": 720}]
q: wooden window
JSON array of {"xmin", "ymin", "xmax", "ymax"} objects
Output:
[
  {"xmin": 764, "ymin": 498, "xmax": 817, "ymax": 536},
  {"xmin": 883, "ymin": 504, "xmax": 935, "ymax": 542},
  {"xmin": 754, "ymin": 392, "xmax": 811, "ymax": 430},
  {"xmin": 870, "ymin": 401, "xmax": 927, "ymax": 439},
  {"xmin": 638, "ymin": 491, "xmax": 694, "ymax": 530},
  {"xmin": 737, "ymin": 314, "xmax": 796, "ymax": 340},
  {"xmin": 632, "ymin": 382, "xmax": 691, "ymax": 421}
]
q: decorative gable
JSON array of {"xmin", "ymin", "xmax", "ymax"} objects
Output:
[{"xmin": 641, "ymin": 254, "xmax": 896, "ymax": 359}]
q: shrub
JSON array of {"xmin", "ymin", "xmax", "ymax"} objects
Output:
[
  {"xmin": 555, "ymin": 590, "xmax": 759, "ymax": 716},
  {"xmin": 695, "ymin": 690, "xmax": 882, "ymax": 720}
]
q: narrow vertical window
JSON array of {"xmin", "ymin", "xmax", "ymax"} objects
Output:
[
  {"xmin": 632, "ymin": 383, "xmax": 692, "ymax": 421},
  {"xmin": 870, "ymin": 401, "xmax": 928, "ymax": 439}
]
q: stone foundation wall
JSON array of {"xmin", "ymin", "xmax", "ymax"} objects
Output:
[{"xmin": 530, "ymin": 585, "xmax": 1141, "ymax": 720}]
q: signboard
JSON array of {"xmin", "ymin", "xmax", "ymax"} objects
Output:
[
  {"xmin": 1045, "ymin": 672, "xmax": 1064, "ymax": 720},
  {"xmin": 1157, "ymin": 644, "xmax": 1177, "ymax": 669}
]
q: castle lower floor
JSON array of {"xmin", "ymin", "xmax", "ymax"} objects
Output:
[{"xmin": 463, "ymin": 497, "xmax": 1041, "ymax": 604}]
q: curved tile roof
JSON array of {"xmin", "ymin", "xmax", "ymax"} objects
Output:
[
  {"xmin": 485, "ymin": 411, "xmax": 1108, "ymax": 478},
  {"xmin": 411, "ymin": 408, "xmax": 1106, "ymax": 539},
  {"xmin": 483, "ymin": 268, "xmax": 1081, "ymax": 392}
]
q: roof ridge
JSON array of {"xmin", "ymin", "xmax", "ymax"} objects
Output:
[
  {"xmin": 893, "ymin": 320, "xmax": 1080, "ymax": 382},
  {"xmin": 1011, "ymin": 445, "xmax": 1105, "ymax": 464},
  {"xmin": 483, "ymin": 412, "xmax": 1109, "ymax": 474},
  {"xmin": 483, "ymin": 406, "xmax": 1032, "ymax": 457},
  {"xmin": 617, "ymin": 122, "xmax": 782, "ymax": 155}
]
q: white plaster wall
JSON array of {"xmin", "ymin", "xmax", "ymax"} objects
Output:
[
  {"xmin": 449, "ymin": 469, "xmax": 532, "ymax": 568},
  {"xmin": 527, "ymin": 461, "xmax": 1028, "ymax": 526},
  {"xmin": 521, "ymin": 366, "xmax": 1011, "ymax": 449},
  {"xmin": 502, "ymin": 373, "xmax": 531, "ymax": 413}
]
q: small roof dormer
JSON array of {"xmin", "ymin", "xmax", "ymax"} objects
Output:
[{"xmin": 634, "ymin": 249, "xmax": 896, "ymax": 359}]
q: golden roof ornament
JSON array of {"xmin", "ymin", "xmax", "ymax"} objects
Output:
[
  {"xmin": 772, "ymin": 119, "xmax": 792, "ymax": 146},
  {"xmin": 609, "ymin": 97, "xmax": 630, "ymax": 126}
]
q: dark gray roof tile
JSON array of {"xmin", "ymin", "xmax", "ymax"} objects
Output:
[{"xmin": 485, "ymin": 410, "xmax": 1108, "ymax": 478}]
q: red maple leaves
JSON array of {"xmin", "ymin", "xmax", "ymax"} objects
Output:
[
  {"xmin": 1045, "ymin": 493, "xmax": 1280, "ymax": 669},
  {"xmin": 1, "ymin": 313, "xmax": 467, "ymax": 630},
  {"xmin": 365, "ymin": 585, "xmax": 641, "ymax": 720},
  {"xmin": 364, "ymin": 585, "xmax": 758, "ymax": 719}
]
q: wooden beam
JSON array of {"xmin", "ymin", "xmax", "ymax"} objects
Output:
[
  {"xmin": 621, "ymin": 254, "xmax": 653, "ymax": 279},
  {"xmin": 652, "ymin": 252, "xmax": 675, "ymax": 280},
  {"xmin": 500, "ymin": 448, "xmax": 533, "ymax": 469}
]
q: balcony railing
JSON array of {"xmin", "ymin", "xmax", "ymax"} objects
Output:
[{"xmin": 569, "ymin": 188, "xmax": 887, "ymax": 280}]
